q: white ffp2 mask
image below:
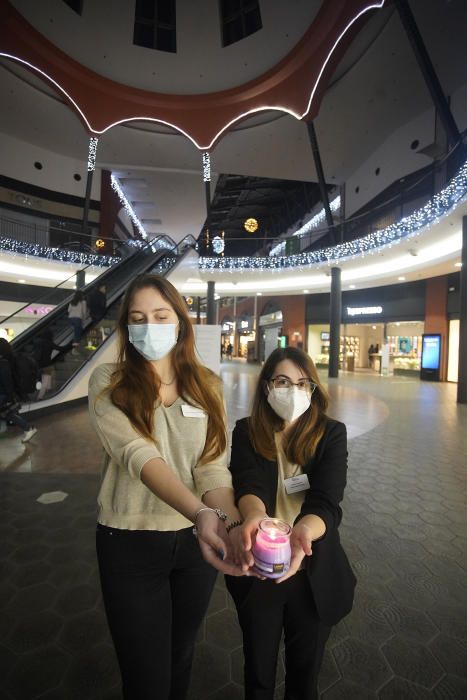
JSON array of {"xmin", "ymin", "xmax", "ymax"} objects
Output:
[{"xmin": 267, "ymin": 386, "xmax": 311, "ymax": 422}]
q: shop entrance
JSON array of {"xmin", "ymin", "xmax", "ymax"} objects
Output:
[{"xmin": 307, "ymin": 321, "xmax": 424, "ymax": 375}]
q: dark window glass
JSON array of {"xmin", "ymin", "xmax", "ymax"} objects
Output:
[
  {"xmin": 62, "ymin": 0, "xmax": 83, "ymax": 14},
  {"xmin": 136, "ymin": 0, "xmax": 156, "ymax": 21},
  {"xmin": 220, "ymin": 0, "xmax": 262, "ymax": 47},
  {"xmin": 133, "ymin": 0, "xmax": 176, "ymax": 53}
]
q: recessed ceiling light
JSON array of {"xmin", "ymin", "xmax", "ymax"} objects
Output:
[
  {"xmin": 256, "ymin": 292, "xmax": 262, "ymax": 296},
  {"xmin": 454, "ymin": 262, "xmax": 462, "ymax": 267},
  {"xmin": 349, "ymin": 284, "xmax": 356, "ymax": 289},
  {"xmin": 18, "ymin": 279, "xmax": 26, "ymax": 283},
  {"xmin": 303, "ymin": 289, "xmax": 309, "ymax": 293},
  {"xmin": 398, "ymin": 276, "xmax": 405, "ymax": 281}
]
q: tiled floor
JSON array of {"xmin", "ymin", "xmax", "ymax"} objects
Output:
[{"xmin": 1, "ymin": 362, "xmax": 467, "ymax": 699}]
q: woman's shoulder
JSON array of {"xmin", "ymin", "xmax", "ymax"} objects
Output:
[
  {"xmin": 89, "ymin": 363, "xmax": 118, "ymax": 389},
  {"xmin": 320, "ymin": 416, "xmax": 347, "ymax": 443},
  {"xmin": 323, "ymin": 416, "xmax": 346, "ymax": 432},
  {"xmin": 233, "ymin": 416, "xmax": 251, "ymax": 434}
]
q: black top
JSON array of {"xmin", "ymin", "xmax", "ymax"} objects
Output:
[
  {"xmin": 88, "ymin": 289, "xmax": 107, "ymax": 320},
  {"xmin": 229, "ymin": 416, "xmax": 356, "ymax": 625}
]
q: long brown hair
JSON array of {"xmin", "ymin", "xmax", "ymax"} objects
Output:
[
  {"xmin": 249, "ymin": 346, "xmax": 329, "ymax": 464},
  {"xmin": 102, "ymin": 274, "xmax": 226, "ymax": 464}
]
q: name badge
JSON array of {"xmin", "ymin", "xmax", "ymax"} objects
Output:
[
  {"xmin": 181, "ymin": 404, "xmax": 207, "ymax": 418},
  {"xmin": 284, "ymin": 474, "xmax": 310, "ymax": 495}
]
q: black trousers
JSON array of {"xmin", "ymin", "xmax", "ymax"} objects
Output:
[
  {"xmin": 96, "ymin": 524, "xmax": 217, "ymax": 700},
  {"xmin": 226, "ymin": 571, "xmax": 331, "ymax": 700}
]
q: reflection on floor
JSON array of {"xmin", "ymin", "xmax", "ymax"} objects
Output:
[{"xmin": 1, "ymin": 362, "xmax": 467, "ymax": 699}]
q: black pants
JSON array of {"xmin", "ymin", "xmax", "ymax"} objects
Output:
[
  {"xmin": 96, "ymin": 524, "xmax": 217, "ymax": 700},
  {"xmin": 226, "ymin": 571, "xmax": 331, "ymax": 700}
]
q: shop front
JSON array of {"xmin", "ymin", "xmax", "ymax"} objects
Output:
[
  {"xmin": 221, "ymin": 317, "xmax": 234, "ymax": 358},
  {"xmin": 258, "ymin": 309, "xmax": 283, "ymax": 362},
  {"xmin": 236, "ymin": 315, "xmax": 255, "ymax": 359},
  {"xmin": 306, "ymin": 281, "xmax": 427, "ymax": 376}
]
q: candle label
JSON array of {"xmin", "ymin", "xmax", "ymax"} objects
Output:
[{"xmin": 253, "ymin": 555, "xmax": 289, "ymax": 575}]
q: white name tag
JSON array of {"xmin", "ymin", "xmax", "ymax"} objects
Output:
[
  {"xmin": 284, "ymin": 474, "xmax": 310, "ymax": 494},
  {"xmin": 181, "ymin": 404, "xmax": 207, "ymax": 418}
]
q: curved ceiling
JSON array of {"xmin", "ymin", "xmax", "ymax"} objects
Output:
[
  {"xmin": 0, "ymin": 0, "xmax": 386, "ymax": 147},
  {"xmin": 1, "ymin": 0, "xmax": 467, "ymax": 296}
]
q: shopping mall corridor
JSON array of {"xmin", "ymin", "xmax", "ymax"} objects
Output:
[{"xmin": 1, "ymin": 363, "xmax": 467, "ymax": 699}]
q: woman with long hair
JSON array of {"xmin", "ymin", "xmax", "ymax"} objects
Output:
[
  {"xmin": 226, "ymin": 346, "xmax": 356, "ymax": 700},
  {"xmin": 89, "ymin": 273, "xmax": 244, "ymax": 700}
]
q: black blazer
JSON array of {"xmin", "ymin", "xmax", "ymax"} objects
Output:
[{"xmin": 228, "ymin": 416, "xmax": 356, "ymax": 625}]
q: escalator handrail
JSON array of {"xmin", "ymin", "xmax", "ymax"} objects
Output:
[
  {"xmin": 9, "ymin": 240, "xmax": 168, "ymax": 351},
  {"xmin": 35, "ymin": 250, "xmax": 182, "ymax": 400}
]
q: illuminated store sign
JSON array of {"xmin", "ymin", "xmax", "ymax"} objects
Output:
[{"xmin": 346, "ymin": 306, "xmax": 383, "ymax": 316}]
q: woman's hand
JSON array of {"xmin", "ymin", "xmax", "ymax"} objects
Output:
[
  {"xmin": 228, "ymin": 512, "xmax": 267, "ymax": 578},
  {"xmin": 228, "ymin": 524, "xmax": 256, "ymax": 572},
  {"xmin": 241, "ymin": 511, "xmax": 267, "ymax": 554},
  {"xmin": 195, "ymin": 509, "xmax": 245, "ymax": 576},
  {"xmin": 276, "ymin": 520, "xmax": 313, "ymax": 583}
]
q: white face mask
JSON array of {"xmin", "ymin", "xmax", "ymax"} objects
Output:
[
  {"xmin": 128, "ymin": 323, "xmax": 178, "ymax": 361},
  {"xmin": 267, "ymin": 386, "xmax": 312, "ymax": 423}
]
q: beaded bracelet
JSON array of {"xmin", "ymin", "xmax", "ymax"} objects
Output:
[
  {"xmin": 192, "ymin": 507, "xmax": 227, "ymax": 537},
  {"xmin": 226, "ymin": 519, "xmax": 243, "ymax": 534}
]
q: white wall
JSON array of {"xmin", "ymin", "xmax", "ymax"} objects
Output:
[
  {"xmin": 343, "ymin": 81, "xmax": 467, "ymax": 218},
  {"xmin": 0, "ymin": 132, "xmax": 101, "ymax": 200}
]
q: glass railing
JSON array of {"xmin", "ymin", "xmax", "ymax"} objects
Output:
[
  {"xmin": 30, "ymin": 252, "xmax": 180, "ymax": 402},
  {"xmin": 196, "ymin": 136, "xmax": 466, "ymax": 259},
  {"xmin": 1, "ymin": 233, "xmax": 195, "ymax": 343}
]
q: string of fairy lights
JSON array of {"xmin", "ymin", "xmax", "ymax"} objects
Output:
[
  {"xmin": 0, "ymin": 236, "xmax": 119, "ymax": 266},
  {"xmin": 110, "ymin": 174, "xmax": 147, "ymax": 240},
  {"xmin": 199, "ymin": 157, "xmax": 467, "ymax": 272},
  {"xmin": 269, "ymin": 194, "xmax": 341, "ymax": 256},
  {"xmin": 87, "ymin": 136, "xmax": 99, "ymax": 172}
]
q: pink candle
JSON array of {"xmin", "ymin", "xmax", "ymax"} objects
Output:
[{"xmin": 252, "ymin": 518, "xmax": 291, "ymax": 579}]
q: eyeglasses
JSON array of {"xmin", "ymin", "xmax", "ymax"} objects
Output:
[{"xmin": 269, "ymin": 376, "xmax": 317, "ymax": 395}]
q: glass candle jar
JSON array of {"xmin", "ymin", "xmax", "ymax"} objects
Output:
[{"xmin": 252, "ymin": 518, "xmax": 292, "ymax": 579}]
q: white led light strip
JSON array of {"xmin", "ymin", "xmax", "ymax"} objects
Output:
[{"xmin": 0, "ymin": 3, "xmax": 386, "ymax": 150}]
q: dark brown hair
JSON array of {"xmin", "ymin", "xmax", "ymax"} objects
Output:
[
  {"xmin": 102, "ymin": 274, "xmax": 226, "ymax": 464},
  {"xmin": 249, "ymin": 346, "xmax": 329, "ymax": 464}
]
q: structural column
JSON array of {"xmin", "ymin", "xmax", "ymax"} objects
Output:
[
  {"xmin": 253, "ymin": 294, "xmax": 259, "ymax": 363},
  {"xmin": 207, "ymin": 281, "xmax": 216, "ymax": 325},
  {"xmin": 306, "ymin": 121, "xmax": 341, "ymax": 377},
  {"xmin": 395, "ymin": 0, "xmax": 460, "ymax": 148},
  {"xmin": 329, "ymin": 267, "xmax": 341, "ymax": 378},
  {"xmin": 457, "ymin": 216, "xmax": 467, "ymax": 403},
  {"xmin": 306, "ymin": 121, "xmax": 335, "ymax": 243},
  {"xmin": 202, "ymin": 152, "xmax": 211, "ymax": 256}
]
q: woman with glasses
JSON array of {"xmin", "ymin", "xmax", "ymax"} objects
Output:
[{"xmin": 225, "ymin": 346, "xmax": 356, "ymax": 700}]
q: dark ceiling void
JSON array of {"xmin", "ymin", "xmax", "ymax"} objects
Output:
[{"xmin": 200, "ymin": 174, "xmax": 330, "ymax": 257}]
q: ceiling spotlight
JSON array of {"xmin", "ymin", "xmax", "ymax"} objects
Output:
[
  {"xmin": 303, "ymin": 289, "xmax": 309, "ymax": 294},
  {"xmin": 454, "ymin": 262, "xmax": 462, "ymax": 267},
  {"xmin": 349, "ymin": 284, "xmax": 356, "ymax": 289},
  {"xmin": 398, "ymin": 276, "xmax": 405, "ymax": 281}
]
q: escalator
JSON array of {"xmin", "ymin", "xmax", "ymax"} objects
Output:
[{"xmin": 7, "ymin": 238, "xmax": 192, "ymax": 409}]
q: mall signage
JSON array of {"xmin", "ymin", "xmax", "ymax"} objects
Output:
[{"xmin": 346, "ymin": 306, "xmax": 383, "ymax": 317}]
